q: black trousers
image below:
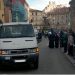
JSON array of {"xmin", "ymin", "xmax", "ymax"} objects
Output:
[
  {"xmin": 49, "ymin": 41, "xmax": 54, "ymax": 48},
  {"xmin": 60, "ymin": 40, "xmax": 64, "ymax": 48},
  {"xmin": 64, "ymin": 42, "xmax": 67, "ymax": 53},
  {"xmin": 68, "ymin": 45, "xmax": 73, "ymax": 56},
  {"xmin": 55, "ymin": 41, "xmax": 59, "ymax": 48}
]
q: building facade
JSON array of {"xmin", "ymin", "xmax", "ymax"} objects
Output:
[
  {"xmin": 3, "ymin": 0, "xmax": 29, "ymax": 22},
  {"xmin": 47, "ymin": 6, "xmax": 70, "ymax": 30},
  {"xmin": 11, "ymin": 0, "xmax": 27, "ymax": 22},
  {"xmin": 69, "ymin": 0, "xmax": 75, "ymax": 32},
  {"xmin": 3, "ymin": 0, "xmax": 12, "ymax": 23},
  {"xmin": 29, "ymin": 9, "xmax": 44, "ymax": 30},
  {"xmin": 0, "ymin": 0, "xmax": 5, "ymax": 22},
  {"xmin": 43, "ymin": 1, "xmax": 70, "ymax": 30},
  {"xmin": 24, "ymin": 0, "xmax": 29, "ymax": 22},
  {"xmin": 4, "ymin": 0, "xmax": 12, "ymax": 23},
  {"xmin": 43, "ymin": 1, "xmax": 56, "ymax": 13}
]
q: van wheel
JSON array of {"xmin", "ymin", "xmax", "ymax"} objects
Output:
[
  {"xmin": 33, "ymin": 60, "xmax": 38, "ymax": 69},
  {"xmin": 31, "ymin": 57, "xmax": 39, "ymax": 69},
  {"xmin": 0, "ymin": 63, "xmax": 3, "ymax": 70}
]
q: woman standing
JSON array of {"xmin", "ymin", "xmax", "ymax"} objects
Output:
[
  {"xmin": 55, "ymin": 33, "xmax": 59, "ymax": 48},
  {"xmin": 63, "ymin": 31, "xmax": 68, "ymax": 53},
  {"xmin": 68, "ymin": 32, "xmax": 74, "ymax": 56}
]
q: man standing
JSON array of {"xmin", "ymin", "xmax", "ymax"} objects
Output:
[
  {"xmin": 55, "ymin": 33, "xmax": 59, "ymax": 48},
  {"xmin": 63, "ymin": 31, "xmax": 68, "ymax": 53},
  {"xmin": 48, "ymin": 31, "xmax": 55, "ymax": 48},
  {"xmin": 68, "ymin": 31, "xmax": 74, "ymax": 56},
  {"xmin": 59, "ymin": 30, "xmax": 64, "ymax": 48}
]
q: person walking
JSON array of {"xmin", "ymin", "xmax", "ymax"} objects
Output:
[
  {"xmin": 63, "ymin": 31, "xmax": 68, "ymax": 53},
  {"xmin": 59, "ymin": 30, "xmax": 64, "ymax": 48},
  {"xmin": 37, "ymin": 31, "xmax": 42, "ymax": 43},
  {"xmin": 55, "ymin": 33, "xmax": 59, "ymax": 48},
  {"xmin": 68, "ymin": 31, "xmax": 74, "ymax": 56},
  {"xmin": 38, "ymin": 31, "xmax": 42, "ymax": 40},
  {"xmin": 48, "ymin": 31, "xmax": 55, "ymax": 48}
]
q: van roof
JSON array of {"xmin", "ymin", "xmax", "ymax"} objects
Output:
[{"xmin": 2, "ymin": 22, "xmax": 31, "ymax": 26}]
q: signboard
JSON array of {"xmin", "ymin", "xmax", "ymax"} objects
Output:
[{"xmin": 3, "ymin": 0, "xmax": 28, "ymax": 22}]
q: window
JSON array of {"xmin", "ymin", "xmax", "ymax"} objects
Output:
[
  {"xmin": 31, "ymin": 19, "xmax": 33, "ymax": 22},
  {"xmin": 32, "ymin": 12, "xmax": 33, "ymax": 15},
  {"xmin": 36, "ymin": 12, "xmax": 37, "ymax": 15},
  {"xmin": 0, "ymin": 24, "xmax": 35, "ymax": 38}
]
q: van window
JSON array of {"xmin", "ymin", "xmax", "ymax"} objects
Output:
[{"xmin": 0, "ymin": 24, "xmax": 35, "ymax": 38}]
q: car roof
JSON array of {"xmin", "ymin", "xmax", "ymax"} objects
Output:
[{"xmin": 2, "ymin": 22, "xmax": 32, "ymax": 26}]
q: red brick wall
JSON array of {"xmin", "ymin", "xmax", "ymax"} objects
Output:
[{"xmin": 4, "ymin": 7, "xmax": 10, "ymax": 23}]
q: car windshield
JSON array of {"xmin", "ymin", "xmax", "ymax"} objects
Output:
[{"xmin": 0, "ymin": 24, "xmax": 35, "ymax": 38}]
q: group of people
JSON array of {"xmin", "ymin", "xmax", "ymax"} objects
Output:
[
  {"xmin": 37, "ymin": 29, "xmax": 75, "ymax": 57},
  {"xmin": 48, "ymin": 29, "xmax": 59, "ymax": 48},
  {"xmin": 47, "ymin": 29, "xmax": 75, "ymax": 57}
]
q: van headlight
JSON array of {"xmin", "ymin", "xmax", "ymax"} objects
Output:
[
  {"xmin": 28, "ymin": 48, "xmax": 39, "ymax": 53},
  {"xmin": 0, "ymin": 50, "xmax": 8, "ymax": 55}
]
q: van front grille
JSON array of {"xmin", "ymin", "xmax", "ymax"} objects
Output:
[{"xmin": 11, "ymin": 49, "xmax": 28, "ymax": 54}]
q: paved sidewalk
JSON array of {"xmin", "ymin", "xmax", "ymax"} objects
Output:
[
  {"xmin": 65, "ymin": 53, "xmax": 75, "ymax": 66},
  {"xmin": 61, "ymin": 48, "xmax": 75, "ymax": 66}
]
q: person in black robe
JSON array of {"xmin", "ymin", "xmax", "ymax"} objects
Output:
[
  {"xmin": 37, "ymin": 31, "xmax": 42, "ymax": 43},
  {"xmin": 48, "ymin": 31, "xmax": 55, "ymax": 48},
  {"xmin": 59, "ymin": 30, "xmax": 64, "ymax": 48},
  {"xmin": 63, "ymin": 31, "xmax": 68, "ymax": 53},
  {"xmin": 55, "ymin": 33, "xmax": 59, "ymax": 48}
]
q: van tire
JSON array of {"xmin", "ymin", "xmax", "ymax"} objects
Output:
[
  {"xmin": 31, "ymin": 57, "xmax": 39, "ymax": 69},
  {"xmin": 33, "ymin": 59, "xmax": 38, "ymax": 69}
]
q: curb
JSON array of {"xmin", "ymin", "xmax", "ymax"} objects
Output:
[
  {"xmin": 64, "ymin": 53, "xmax": 75, "ymax": 66},
  {"xmin": 61, "ymin": 48, "xmax": 75, "ymax": 66}
]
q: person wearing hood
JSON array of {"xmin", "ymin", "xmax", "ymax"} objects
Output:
[
  {"xmin": 59, "ymin": 30, "xmax": 64, "ymax": 48},
  {"xmin": 68, "ymin": 31, "xmax": 74, "ymax": 56},
  {"xmin": 55, "ymin": 33, "xmax": 59, "ymax": 48},
  {"xmin": 63, "ymin": 31, "xmax": 68, "ymax": 53},
  {"xmin": 48, "ymin": 31, "xmax": 55, "ymax": 48}
]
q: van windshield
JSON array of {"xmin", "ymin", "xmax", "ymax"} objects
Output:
[{"xmin": 0, "ymin": 24, "xmax": 35, "ymax": 38}]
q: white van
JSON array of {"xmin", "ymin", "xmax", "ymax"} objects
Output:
[{"xmin": 0, "ymin": 22, "xmax": 39, "ymax": 69}]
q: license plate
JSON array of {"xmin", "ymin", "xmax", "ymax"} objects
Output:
[
  {"xmin": 14, "ymin": 59, "xmax": 26, "ymax": 63},
  {"xmin": 5, "ymin": 57, "xmax": 10, "ymax": 60}
]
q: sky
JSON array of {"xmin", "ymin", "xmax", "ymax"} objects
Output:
[{"xmin": 26, "ymin": 0, "xmax": 71, "ymax": 10}]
